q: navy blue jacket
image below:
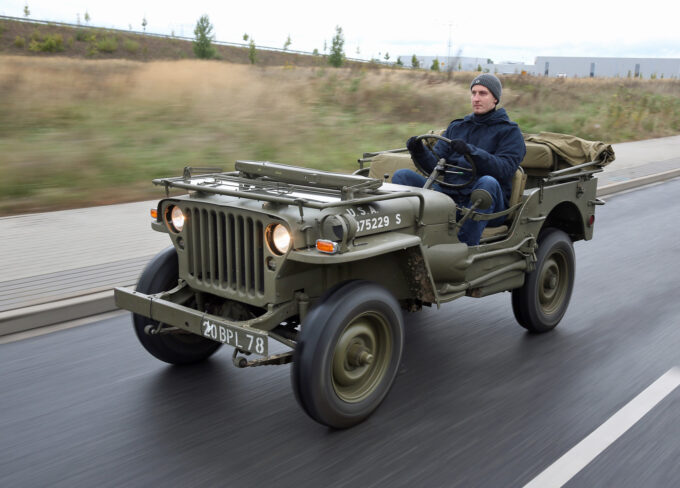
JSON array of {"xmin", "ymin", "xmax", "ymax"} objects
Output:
[{"xmin": 412, "ymin": 108, "xmax": 526, "ymax": 206}]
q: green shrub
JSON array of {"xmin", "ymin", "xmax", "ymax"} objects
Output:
[
  {"xmin": 328, "ymin": 26, "xmax": 345, "ymax": 67},
  {"xmin": 248, "ymin": 39, "xmax": 256, "ymax": 64},
  {"xmin": 193, "ymin": 15, "xmax": 216, "ymax": 59},
  {"xmin": 29, "ymin": 34, "xmax": 64, "ymax": 53},
  {"xmin": 97, "ymin": 36, "xmax": 118, "ymax": 53},
  {"xmin": 123, "ymin": 39, "xmax": 139, "ymax": 54},
  {"xmin": 14, "ymin": 36, "xmax": 26, "ymax": 48}
]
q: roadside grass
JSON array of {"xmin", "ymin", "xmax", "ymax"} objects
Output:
[{"xmin": 1, "ymin": 56, "xmax": 679, "ymax": 215}]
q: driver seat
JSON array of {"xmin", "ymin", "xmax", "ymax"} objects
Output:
[{"xmin": 480, "ymin": 167, "xmax": 526, "ymax": 238}]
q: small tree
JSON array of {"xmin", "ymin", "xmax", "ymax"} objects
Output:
[
  {"xmin": 243, "ymin": 33, "xmax": 249, "ymax": 42},
  {"xmin": 384, "ymin": 52, "xmax": 390, "ymax": 62},
  {"xmin": 411, "ymin": 54, "xmax": 420, "ymax": 69},
  {"xmin": 193, "ymin": 15, "xmax": 216, "ymax": 59},
  {"xmin": 396, "ymin": 57, "xmax": 403, "ymax": 67},
  {"xmin": 283, "ymin": 35, "xmax": 291, "ymax": 51},
  {"xmin": 477, "ymin": 64, "xmax": 482, "ymax": 72},
  {"xmin": 84, "ymin": 10, "xmax": 90, "ymax": 24},
  {"xmin": 23, "ymin": 4, "xmax": 30, "ymax": 17},
  {"xmin": 328, "ymin": 26, "xmax": 345, "ymax": 67},
  {"xmin": 248, "ymin": 39, "xmax": 257, "ymax": 64},
  {"xmin": 431, "ymin": 58, "xmax": 440, "ymax": 71},
  {"xmin": 142, "ymin": 16, "xmax": 147, "ymax": 32}
]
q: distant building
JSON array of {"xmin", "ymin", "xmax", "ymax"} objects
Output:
[
  {"xmin": 532, "ymin": 57, "xmax": 680, "ymax": 79},
  {"xmin": 401, "ymin": 54, "xmax": 680, "ymax": 79}
]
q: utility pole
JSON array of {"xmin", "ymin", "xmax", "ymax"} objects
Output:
[{"xmin": 447, "ymin": 22, "xmax": 453, "ymax": 80}]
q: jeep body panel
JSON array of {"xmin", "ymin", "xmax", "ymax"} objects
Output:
[{"xmin": 115, "ymin": 147, "xmax": 606, "ymax": 356}]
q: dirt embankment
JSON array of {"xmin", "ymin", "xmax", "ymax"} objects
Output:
[{"xmin": 0, "ymin": 17, "xmax": 361, "ymax": 67}]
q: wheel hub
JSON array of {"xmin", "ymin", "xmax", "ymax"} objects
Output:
[
  {"xmin": 347, "ymin": 343, "xmax": 374, "ymax": 367},
  {"xmin": 331, "ymin": 314, "xmax": 391, "ymax": 403},
  {"xmin": 539, "ymin": 254, "xmax": 567, "ymax": 314}
]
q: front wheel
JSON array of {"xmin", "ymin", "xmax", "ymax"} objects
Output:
[
  {"xmin": 512, "ymin": 228, "xmax": 575, "ymax": 333},
  {"xmin": 292, "ymin": 281, "xmax": 404, "ymax": 429},
  {"xmin": 133, "ymin": 247, "xmax": 222, "ymax": 365}
]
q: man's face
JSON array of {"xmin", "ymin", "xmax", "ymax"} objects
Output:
[{"xmin": 471, "ymin": 85, "xmax": 497, "ymax": 114}]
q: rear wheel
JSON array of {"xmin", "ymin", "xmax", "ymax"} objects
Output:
[
  {"xmin": 292, "ymin": 281, "xmax": 404, "ymax": 429},
  {"xmin": 512, "ymin": 228, "xmax": 575, "ymax": 333},
  {"xmin": 133, "ymin": 247, "xmax": 222, "ymax": 364}
]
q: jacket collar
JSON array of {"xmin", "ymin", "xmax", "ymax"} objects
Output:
[{"xmin": 464, "ymin": 107, "xmax": 509, "ymax": 125}]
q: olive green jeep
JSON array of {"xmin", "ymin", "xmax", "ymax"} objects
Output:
[{"xmin": 114, "ymin": 132, "xmax": 614, "ymax": 429}]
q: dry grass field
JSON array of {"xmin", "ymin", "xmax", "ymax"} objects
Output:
[{"xmin": 1, "ymin": 55, "xmax": 679, "ymax": 215}]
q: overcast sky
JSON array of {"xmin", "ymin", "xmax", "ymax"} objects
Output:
[{"xmin": 3, "ymin": 0, "xmax": 680, "ymax": 64}]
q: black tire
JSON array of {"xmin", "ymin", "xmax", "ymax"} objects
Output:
[
  {"xmin": 291, "ymin": 281, "xmax": 404, "ymax": 429},
  {"xmin": 512, "ymin": 228, "xmax": 575, "ymax": 333},
  {"xmin": 133, "ymin": 247, "xmax": 222, "ymax": 365}
]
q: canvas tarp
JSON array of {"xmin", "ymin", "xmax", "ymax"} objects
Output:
[{"xmin": 524, "ymin": 132, "xmax": 616, "ymax": 168}]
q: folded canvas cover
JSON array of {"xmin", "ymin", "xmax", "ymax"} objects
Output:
[{"xmin": 524, "ymin": 132, "xmax": 615, "ymax": 168}]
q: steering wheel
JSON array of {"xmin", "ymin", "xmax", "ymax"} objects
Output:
[{"xmin": 411, "ymin": 134, "xmax": 477, "ymax": 190}]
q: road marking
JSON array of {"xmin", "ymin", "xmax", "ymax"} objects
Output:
[{"xmin": 524, "ymin": 367, "xmax": 680, "ymax": 488}]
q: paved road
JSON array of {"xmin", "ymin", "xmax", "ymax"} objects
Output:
[{"xmin": 2, "ymin": 178, "xmax": 680, "ymax": 487}]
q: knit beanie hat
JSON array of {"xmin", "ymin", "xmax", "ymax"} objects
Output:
[{"xmin": 470, "ymin": 73, "xmax": 502, "ymax": 103}]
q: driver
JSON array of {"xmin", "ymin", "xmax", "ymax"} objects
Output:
[{"xmin": 392, "ymin": 73, "xmax": 526, "ymax": 245}]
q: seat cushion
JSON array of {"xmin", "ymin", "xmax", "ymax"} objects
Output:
[
  {"xmin": 520, "ymin": 141, "xmax": 555, "ymax": 169},
  {"xmin": 367, "ymin": 153, "xmax": 417, "ymax": 182}
]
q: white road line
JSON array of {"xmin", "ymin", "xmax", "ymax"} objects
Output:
[{"xmin": 524, "ymin": 367, "xmax": 680, "ymax": 488}]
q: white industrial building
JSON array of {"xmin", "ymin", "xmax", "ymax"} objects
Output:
[
  {"xmin": 403, "ymin": 55, "xmax": 680, "ymax": 79},
  {"xmin": 532, "ymin": 57, "xmax": 680, "ymax": 78}
]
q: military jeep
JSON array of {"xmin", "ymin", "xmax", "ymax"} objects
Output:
[{"xmin": 114, "ymin": 132, "xmax": 614, "ymax": 429}]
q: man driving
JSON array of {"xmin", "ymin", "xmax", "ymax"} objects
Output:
[{"xmin": 392, "ymin": 73, "xmax": 526, "ymax": 245}]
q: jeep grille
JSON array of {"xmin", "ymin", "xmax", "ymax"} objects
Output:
[{"xmin": 184, "ymin": 206, "xmax": 265, "ymax": 297}]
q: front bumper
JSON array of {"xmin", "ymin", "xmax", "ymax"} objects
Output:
[{"xmin": 114, "ymin": 286, "xmax": 298, "ymax": 356}]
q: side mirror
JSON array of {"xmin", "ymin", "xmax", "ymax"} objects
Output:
[{"xmin": 470, "ymin": 189, "xmax": 493, "ymax": 210}]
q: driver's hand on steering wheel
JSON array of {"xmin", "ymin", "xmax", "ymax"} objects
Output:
[
  {"xmin": 406, "ymin": 136, "xmax": 424, "ymax": 154},
  {"xmin": 450, "ymin": 139, "xmax": 471, "ymax": 155}
]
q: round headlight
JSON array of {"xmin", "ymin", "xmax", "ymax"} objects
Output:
[
  {"xmin": 267, "ymin": 223, "xmax": 291, "ymax": 255},
  {"xmin": 170, "ymin": 206, "xmax": 185, "ymax": 232}
]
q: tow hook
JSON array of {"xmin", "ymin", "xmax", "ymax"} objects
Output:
[{"xmin": 232, "ymin": 349, "xmax": 293, "ymax": 368}]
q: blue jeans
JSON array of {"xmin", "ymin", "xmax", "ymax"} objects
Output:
[{"xmin": 392, "ymin": 169, "xmax": 506, "ymax": 245}]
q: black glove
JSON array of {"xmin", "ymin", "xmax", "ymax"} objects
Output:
[
  {"xmin": 406, "ymin": 136, "xmax": 424, "ymax": 154},
  {"xmin": 450, "ymin": 139, "xmax": 471, "ymax": 155}
]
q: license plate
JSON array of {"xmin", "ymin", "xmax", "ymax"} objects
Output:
[{"xmin": 201, "ymin": 319, "xmax": 268, "ymax": 356}]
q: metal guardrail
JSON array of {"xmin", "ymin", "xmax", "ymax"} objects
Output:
[{"xmin": 0, "ymin": 14, "xmax": 387, "ymax": 65}]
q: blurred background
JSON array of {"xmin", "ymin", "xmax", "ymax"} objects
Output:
[{"xmin": 1, "ymin": 13, "xmax": 679, "ymax": 216}]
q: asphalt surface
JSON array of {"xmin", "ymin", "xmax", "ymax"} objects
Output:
[{"xmin": 2, "ymin": 177, "xmax": 679, "ymax": 487}]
